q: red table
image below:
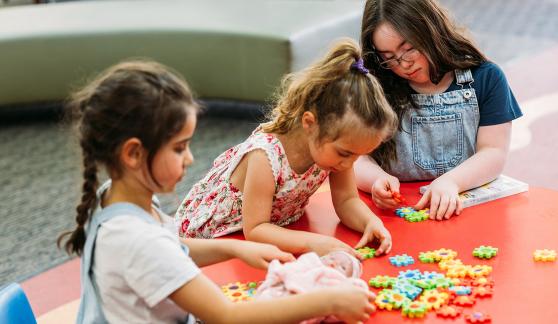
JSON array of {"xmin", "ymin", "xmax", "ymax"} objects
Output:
[{"xmin": 202, "ymin": 183, "xmax": 558, "ymax": 323}]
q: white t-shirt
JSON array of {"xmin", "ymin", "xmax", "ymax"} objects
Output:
[{"xmin": 94, "ymin": 207, "xmax": 200, "ymax": 323}]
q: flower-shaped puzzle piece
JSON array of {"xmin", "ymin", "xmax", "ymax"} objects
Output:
[
  {"xmin": 436, "ymin": 305, "xmax": 463, "ymax": 318},
  {"xmin": 398, "ymin": 269, "xmax": 422, "ymax": 281},
  {"xmin": 356, "ymin": 246, "xmax": 376, "ymax": 259},
  {"xmin": 465, "ymin": 311, "xmax": 492, "ymax": 323},
  {"xmin": 419, "ymin": 251, "xmax": 436, "ymax": 263},
  {"xmin": 472, "ymin": 285, "xmax": 494, "ymax": 298},
  {"xmin": 453, "ymin": 295, "xmax": 476, "ymax": 307},
  {"xmin": 402, "ymin": 301, "xmax": 428, "ymax": 318},
  {"xmin": 449, "ymin": 285, "xmax": 472, "ymax": 295},
  {"xmin": 405, "ymin": 211, "xmax": 429, "ymax": 222},
  {"xmin": 369, "ymin": 275, "xmax": 396, "ymax": 288},
  {"xmin": 395, "ymin": 207, "xmax": 415, "ymax": 218},
  {"xmin": 419, "ymin": 290, "xmax": 450, "ymax": 310},
  {"xmin": 394, "ymin": 279, "xmax": 423, "ymax": 300},
  {"xmin": 533, "ymin": 249, "xmax": 557, "ymax": 262},
  {"xmin": 473, "ymin": 246, "xmax": 498, "ymax": 259},
  {"xmin": 389, "ymin": 254, "xmax": 415, "ymax": 267},
  {"xmin": 432, "ymin": 248, "xmax": 458, "ymax": 261}
]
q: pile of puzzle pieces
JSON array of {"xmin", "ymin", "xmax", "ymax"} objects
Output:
[{"xmin": 370, "ymin": 248, "xmax": 495, "ymax": 322}]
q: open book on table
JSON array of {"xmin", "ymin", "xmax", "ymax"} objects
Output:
[{"xmin": 419, "ymin": 175, "xmax": 529, "ymax": 208}]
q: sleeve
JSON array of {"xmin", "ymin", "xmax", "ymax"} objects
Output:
[
  {"xmin": 478, "ymin": 62, "xmax": 523, "ymax": 126},
  {"xmin": 123, "ymin": 227, "xmax": 201, "ymax": 308}
]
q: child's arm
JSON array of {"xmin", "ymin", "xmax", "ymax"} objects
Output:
[
  {"xmin": 241, "ymin": 150, "xmax": 356, "ymax": 257},
  {"xmin": 330, "ymin": 167, "xmax": 392, "ymax": 255},
  {"xmin": 354, "ymin": 155, "xmax": 400, "ymax": 209},
  {"xmin": 416, "ymin": 122, "xmax": 512, "ymax": 220},
  {"xmin": 170, "ymin": 272, "xmax": 376, "ymax": 324},
  {"xmin": 183, "ymin": 238, "xmax": 295, "ymax": 268}
]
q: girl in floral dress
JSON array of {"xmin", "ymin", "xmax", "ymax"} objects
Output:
[{"xmin": 176, "ymin": 39, "xmax": 398, "ymax": 257}]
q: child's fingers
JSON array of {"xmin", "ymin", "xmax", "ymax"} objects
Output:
[
  {"xmin": 456, "ymin": 198, "xmax": 463, "ymax": 215},
  {"xmin": 386, "ymin": 178, "xmax": 400, "ymax": 193},
  {"xmin": 443, "ymin": 198, "xmax": 457, "ymax": 219},
  {"xmin": 258, "ymin": 260, "xmax": 270, "ymax": 269},
  {"xmin": 428, "ymin": 193, "xmax": 440, "ymax": 220},
  {"xmin": 376, "ymin": 198, "xmax": 398, "ymax": 210},
  {"xmin": 354, "ymin": 234, "xmax": 370, "ymax": 249},
  {"xmin": 274, "ymin": 251, "xmax": 296, "ymax": 263},
  {"xmin": 414, "ymin": 190, "xmax": 430, "ymax": 210},
  {"xmin": 376, "ymin": 237, "xmax": 392, "ymax": 255},
  {"xmin": 436, "ymin": 195, "xmax": 450, "ymax": 220}
]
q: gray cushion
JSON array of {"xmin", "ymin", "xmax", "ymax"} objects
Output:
[{"xmin": 0, "ymin": 0, "xmax": 363, "ymax": 106}]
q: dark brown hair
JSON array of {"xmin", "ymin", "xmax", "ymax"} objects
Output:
[
  {"xmin": 57, "ymin": 60, "xmax": 199, "ymax": 256},
  {"xmin": 263, "ymin": 38, "xmax": 397, "ymax": 142},
  {"xmin": 360, "ymin": 0, "xmax": 486, "ymax": 169}
]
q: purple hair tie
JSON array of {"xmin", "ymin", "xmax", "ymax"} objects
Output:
[{"xmin": 351, "ymin": 58, "xmax": 369, "ymax": 74}]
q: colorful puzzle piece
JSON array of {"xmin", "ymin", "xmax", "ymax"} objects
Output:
[
  {"xmin": 449, "ymin": 285, "xmax": 472, "ymax": 295},
  {"xmin": 356, "ymin": 246, "xmax": 376, "ymax": 259},
  {"xmin": 439, "ymin": 258, "xmax": 463, "ymax": 270},
  {"xmin": 418, "ymin": 251, "xmax": 437, "ymax": 263},
  {"xmin": 465, "ymin": 311, "xmax": 492, "ymax": 323},
  {"xmin": 398, "ymin": 269, "xmax": 422, "ymax": 281},
  {"xmin": 393, "ymin": 279, "xmax": 423, "ymax": 300},
  {"xmin": 369, "ymin": 275, "xmax": 396, "ymax": 288},
  {"xmin": 391, "ymin": 190, "xmax": 407, "ymax": 204},
  {"xmin": 533, "ymin": 249, "xmax": 557, "ymax": 262},
  {"xmin": 472, "ymin": 285, "xmax": 494, "ymax": 298},
  {"xmin": 389, "ymin": 254, "xmax": 415, "ymax": 267},
  {"xmin": 419, "ymin": 289, "xmax": 450, "ymax": 310},
  {"xmin": 432, "ymin": 248, "xmax": 458, "ymax": 261},
  {"xmin": 436, "ymin": 305, "xmax": 463, "ymax": 318},
  {"xmin": 221, "ymin": 281, "xmax": 259, "ymax": 302},
  {"xmin": 395, "ymin": 207, "xmax": 415, "ymax": 218},
  {"xmin": 402, "ymin": 301, "xmax": 427, "ymax": 318},
  {"xmin": 468, "ymin": 265, "xmax": 492, "ymax": 278},
  {"xmin": 471, "ymin": 277, "xmax": 494, "ymax": 287},
  {"xmin": 452, "ymin": 295, "xmax": 476, "ymax": 307},
  {"xmin": 404, "ymin": 210, "xmax": 429, "ymax": 222},
  {"xmin": 473, "ymin": 246, "xmax": 498, "ymax": 259}
]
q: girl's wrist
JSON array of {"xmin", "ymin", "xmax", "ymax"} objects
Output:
[{"xmin": 222, "ymin": 239, "xmax": 242, "ymax": 258}]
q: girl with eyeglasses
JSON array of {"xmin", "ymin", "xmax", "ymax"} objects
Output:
[{"xmin": 355, "ymin": 0, "xmax": 523, "ymax": 220}]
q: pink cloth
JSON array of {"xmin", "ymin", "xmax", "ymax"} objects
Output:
[{"xmin": 256, "ymin": 252, "xmax": 368, "ymax": 323}]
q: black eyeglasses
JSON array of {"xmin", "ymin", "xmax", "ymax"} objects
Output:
[{"xmin": 378, "ymin": 48, "xmax": 420, "ymax": 69}]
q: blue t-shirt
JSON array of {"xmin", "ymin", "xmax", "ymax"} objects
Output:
[{"xmin": 444, "ymin": 61, "xmax": 522, "ymax": 126}]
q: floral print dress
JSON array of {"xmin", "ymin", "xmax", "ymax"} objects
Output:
[{"xmin": 175, "ymin": 127, "xmax": 329, "ymax": 238}]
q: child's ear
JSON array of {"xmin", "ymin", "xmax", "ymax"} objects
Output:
[
  {"xmin": 120, "ymin": 138, "xmax": 145, "ymax": 170},
  {"xmin": 301, "ymin": 111, "xmax": 317, "ymax": 133}
]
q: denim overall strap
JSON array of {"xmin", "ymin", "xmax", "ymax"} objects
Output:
[
  {"xmin": 388, "ymin": 69, "xmax": 480, "ymax": 181},
  {"xmin": 76, "ymin": 203, "xmax": 155, "ymax": 324}
]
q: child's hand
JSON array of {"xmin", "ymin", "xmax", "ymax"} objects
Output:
[
  {"xmin": 355, "ymin": 221, "xmax": 392, "ymax": 255},
  {"xmin": 415, "ymin": 176, "xmax": 463, "ymax": 220},
  {"xmin": 307, "ymin": 236, "xmax": 360, "ymax": 259},
  {"xmin": 371, "ymin": 174, "xmax": 400, "ymax": 209},
  {"xmin": 233, "ymin": 241, "xmax": 295, "ymax": 269},
  {"xmin": 326, "ymin": 287, "xmax": 376, "ymax": 324}
]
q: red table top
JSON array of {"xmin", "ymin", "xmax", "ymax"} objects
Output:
[{"xmin": 202, "ymin": 182, "xmax": 558, "ymax": 323}]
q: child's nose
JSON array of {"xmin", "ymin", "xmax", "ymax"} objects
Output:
[
  {"xmin": 184, "ymin": 149, "xmax": 194, "ymax": 166},
  {"xmin": 400, "ymin": 59, "xmax": 413, "ymax": 70}
]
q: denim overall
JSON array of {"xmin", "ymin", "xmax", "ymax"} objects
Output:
[
  {"xmin": 76, "ymin": 201, "xmax": 192, "ymax": 324},
  {"xmin": 389, "ymin": 69, "xmax": 480, "ymax": 181}
]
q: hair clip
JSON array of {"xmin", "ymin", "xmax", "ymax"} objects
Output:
[{"xmin": 351, "ymin": 58, "xmax": 369, "ymax": 75}]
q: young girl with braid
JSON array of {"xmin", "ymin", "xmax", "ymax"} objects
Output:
[
  {"xmin": 176, "ymin": 39, "xmax": 398, "ymax": 258},
  {"xmin": 58, "ymin": 60, "xmax": 376, "ymax": 324}
]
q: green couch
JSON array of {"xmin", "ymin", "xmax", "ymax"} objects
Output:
[{"xmin": 0, "ymin": 0, "xmax": 363, "ymax": 109}]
